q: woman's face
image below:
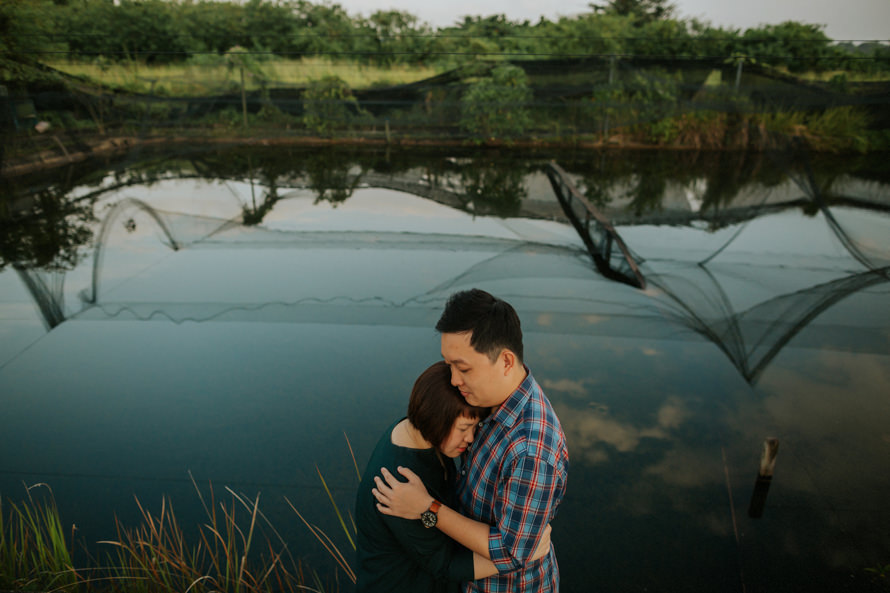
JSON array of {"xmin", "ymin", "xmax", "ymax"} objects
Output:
[{"xmin": 439, "ymin": 413, "xmax": 479, "ymax": 458}]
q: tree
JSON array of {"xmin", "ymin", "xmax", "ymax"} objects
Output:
[
  {"xmin": 589, "ymin": 0, "xmax": 676, "ymax": 25},
  {"xmin": 541, "ymin": 13, "xmax": 634, "ymax": 57},
  {"xmin": 0, "ymin": 189, "xmax": 95, "ymax": 272},
  {"xmin": 60, "ymin": 0, "xmax": 191, "ymax": 64},
  {"xmin": 459, "ymin": 157, "xmax": 526, "ymax": 216},
  {"xmin": 460, "ymin": 64, "xmax": 532, "ymax": 143},
  {"xmin": 301, "ymin": 75, "xmax": 362, "ymax": 137},
  {"xmin": 740, "ymin": 21, "xmax": 840, "ymax": 72},
  {"xmin": 0, "ymin": 0, "xmax": 61, "ymax": 79},
  {"xmin": 361, "ymin": 10, "xmax": 431, "ymax": 64}
]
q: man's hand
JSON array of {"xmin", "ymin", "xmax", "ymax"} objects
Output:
[{"xmin": 372, "ymin": 466, "xmax": 434, "ymax": 519}]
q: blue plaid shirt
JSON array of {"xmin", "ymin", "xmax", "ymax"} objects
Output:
[{"xmin": 456, "ymin": 368, "xmax": 569, "ymax": 593}]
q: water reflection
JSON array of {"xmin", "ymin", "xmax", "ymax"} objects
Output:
[
  {"xmin": 1, "ymin": 146, "xmax": 889, "ymax": 592},
  {"xmin": 547, "ymin": 161, "xmax": 890, "ymax": 384}
]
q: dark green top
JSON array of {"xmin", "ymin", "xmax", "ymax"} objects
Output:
[{"xmin": 355, "ymin": 418, "xmax": 475, "ymax": 593}]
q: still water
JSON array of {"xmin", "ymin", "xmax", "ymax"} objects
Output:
[{"xmin": 1, "ymin": 145, "xmax": 889, "ymax": 592}]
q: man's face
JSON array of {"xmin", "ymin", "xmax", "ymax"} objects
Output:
[
  {"xmin": 441, "ymin": 331, "xmax": 508, "ymax": 408},
  {"xmin": 439, "ymin": 413, "xmax": 478, "ymax": 458}
]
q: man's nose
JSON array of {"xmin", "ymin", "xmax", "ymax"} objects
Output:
[{"xmin": 451, "ymin": 369, "xmax": 462, "ymax": 386}]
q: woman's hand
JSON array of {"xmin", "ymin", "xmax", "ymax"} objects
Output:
[
  {"xmin": 372, "ymin": 466, "xmax": 434, "ymax": 519},
  {"xmin": 531, "ymin": 524, "xmax": 552, "ymax": 561}
]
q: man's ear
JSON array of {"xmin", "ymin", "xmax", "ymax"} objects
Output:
[{"xmin": 501, "ymin": 350, "xmax": 516, "ymax": 375}]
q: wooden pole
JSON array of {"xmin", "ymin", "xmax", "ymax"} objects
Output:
[
  {"xmin": 240, "ymin": 66, "xmax": 248, "ymax": 129},
  {"xmin": 602, "ymin": 54, "xmax": 616, "ymax": 139},
  {"xmin": 748, "ymin": 437, "xmax": 779, "ymax": 518},
  {"xmin": 758, "ymin": 438, "xmax": 780, "ymax": 477}
]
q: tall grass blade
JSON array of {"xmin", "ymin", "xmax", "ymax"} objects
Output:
[
  {"xmin": 314, "ymin": 467, "xmax": 356, "ymax": 552},
  {"xmin": 284, "ymin": 497, "xmax": 356, "ymax": 584}
]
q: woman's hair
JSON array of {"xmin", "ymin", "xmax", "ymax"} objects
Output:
[
  {"xmin": 408, "ymin": 361, "xmax": 489, "ymax": 448},
  {"xmin": 435, "ymin": 288, "xmax": 524, "ymax": 364}
]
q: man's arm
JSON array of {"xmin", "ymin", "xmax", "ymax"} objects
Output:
[
  {"xmin": 474, "ymin": 524, "xmax": 551, "ymax": 578},
  {"xmin": 374, "ymin": 466, "xmax": 492, "ymax": 558},
  {"xmin": 374, "ymin": 465, "xmax": 554, "ymax": 570},
  {"xmin": 484, "ymin": 452, "xmax": 560, "ymax": 572}
]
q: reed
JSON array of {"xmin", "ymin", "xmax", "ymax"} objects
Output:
[
  {"xmin": 0, "ymin": 476, "xmax": 339, "ymax": 593},
  {"xmin": 286, "ymin": 432, "xmax": 361, "ymax": 586},
  {"xmin": 805, "ymin": 106, "xmax": 870, "ymax": 152},
  {"xmin": 96, "ymin": 475, "xmax": 320, "ymax": 593},
  {"xmin": 0, "ymin": 483, "xmax": 80, "ymax": 592},
  {"xmin": 1, "ymin": 435, "xmax": 362, "ymax": 593}
]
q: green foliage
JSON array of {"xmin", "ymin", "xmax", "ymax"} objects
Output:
[
  {"xmin": 628, "ymin": 18, "xmax": 695, "ymax": 56},
  {"xmin": 255, "ymin": 102, "xmax": 295, "ymax": 125},
  {"xmin": 459, "ymin": 157, "xmax": 528, "ymax": 216},
  {"xmin": 3, "ymin": 0, "xmax": 887, "ymax": 153},
  {"xmin": 542, "ymin": 13, "xmax": 635, "ymax": 57},
  {"xmin": 460, "ymin": 64, "xmax": 533, "ymax": 143},
  {"xmin": 865, "ymin": 562, "xmax": 890, "ymax": 581},
  {"xmin": 10, "ymin": 0, "xmax": 889, "ymax": 81},
  {"xmin": 360, "ymin": 10, "xmax": 434, "ymax": 65},
  {"xmin": 648, "ymin": 85, "xmax": 756, "ymax": 148},
  {"xmin": 590, "ymin": 0, "xmax": 677, "ymax": 25},
  {"xmin": 0, "ymin": 0, "xmax": 65, "ymax": 80},
  {"xmin": 0, "ymin": 187, "xmax": 95, "ymax": 272},
  {"xmin": 739, "ymin": 21, "xmax": 842, "ymax": 72},
  {"xmin": 225, "ymin": 45, "xmax": 268, "ymax": 87},
  {"xmin": 60, "ymin": 0, "xmax": 193, "ymax": 64},
  {"xmin": 806, "ymin": 106, "xmax": 870, "ymax": 152},
  {"xmin": 205, "ymin": 106, "xmax": 244, "ymax": 130},
  {"xmin": 304, "ymin": 149, "xmax": 363, "ymax": 205},
  {"xmin": 301, "ymin": 75, "xmax": 362, "ymax": 136},
  {"xmin": 590, "ymin": 69, "xmax": 681, "ymax": 138}
]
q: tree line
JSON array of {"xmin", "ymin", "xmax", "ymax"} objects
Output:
[{"xmin": 3, "ymin": 0, "xmax": 889, "ymax": 75}]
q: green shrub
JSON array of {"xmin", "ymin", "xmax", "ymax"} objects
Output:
[
  {"xmin": 806, "ymin": 106, "xmax": 869, "ymax": 152},
  {"xmin": 589, "ymin": 69, "xmax": 682, "ymax": 140},
  {"xmin": 459, "ymin": 64, "xmax": 532, "ymax": 143},
  {"xmin": 301, "ymin": 75, "xmax": 362, "ymax": 137}
]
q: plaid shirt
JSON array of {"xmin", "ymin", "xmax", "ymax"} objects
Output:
[{"xmin": 457, "ymin": 368, "xmax": 569, "ymax": 593}]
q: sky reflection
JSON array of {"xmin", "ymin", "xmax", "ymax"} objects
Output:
[{"xmin": 1, "ymin": 151, "xmax": 889, "ymax": 592}]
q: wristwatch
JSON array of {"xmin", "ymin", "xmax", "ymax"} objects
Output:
[{"xmin": 420, "ymin": 499, "xmax": 441, "ymax": 528}]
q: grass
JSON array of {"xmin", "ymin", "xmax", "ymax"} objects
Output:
[
  {"xmin": 47, "ymin": 56, "xmax": 446, "ymax": 96},
  {"xmin": 0, "ymin": 483, "xmax": 78, "ymax": 591},
  {"xmin": 792, "ymin": 68, "xmax": 890, "ymax": 83},
  {"xmin": 286, "ymin": 433, "xmax": 361, "ymax": 586},
  {"xmin": 0, "ymin": 463, "xmax": 360, "ymax": 593}
]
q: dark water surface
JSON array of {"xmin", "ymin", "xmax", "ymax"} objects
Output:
[{"xmin": 2, "ymin": 146, "xmax": 889, "ymax": 592}]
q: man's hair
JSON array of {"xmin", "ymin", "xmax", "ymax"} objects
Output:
[
  {"xmin": 408, "ymin": 361, "xmax": 489, "ymax": 448},
  {"xmin": 435, "ymin": 288, "xmax": 524, "ymax": 364}
]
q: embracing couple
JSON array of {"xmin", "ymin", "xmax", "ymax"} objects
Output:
[{"xmin": 354, "ymin": 288, "xmax": 570, "ymax": 592}]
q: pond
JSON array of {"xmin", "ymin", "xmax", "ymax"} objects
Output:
[{"xmin": 1, "ymin": 145, "xmax": 889, "ymax": 592}]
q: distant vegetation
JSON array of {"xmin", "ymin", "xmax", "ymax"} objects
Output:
[
  {"xmin": 3, "ymin": 0, "xmax": 888, "ymax": 74},
  {"xmin": 1, "ymin": 0, "xmax": 888, "ymax": 155}
]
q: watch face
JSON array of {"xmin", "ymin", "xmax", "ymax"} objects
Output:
[{"xmin": 421, "ymin": 510, "xmax": 437, "ymax": 528}]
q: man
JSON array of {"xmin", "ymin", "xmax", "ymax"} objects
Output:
[{"xmin": 373, "ymin": 288, "xmax": 569, "ymax": 592}]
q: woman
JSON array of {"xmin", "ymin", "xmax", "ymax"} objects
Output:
[{"xmin": 354, "ymin": 361, "xmax": 549, "ymax": 592}]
